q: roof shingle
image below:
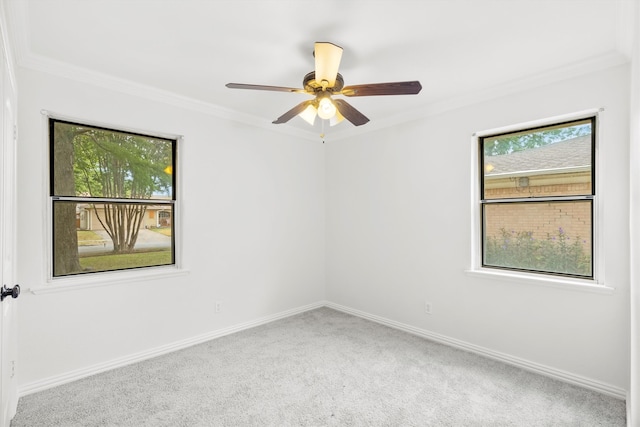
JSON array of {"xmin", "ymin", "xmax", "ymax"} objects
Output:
[{"xmin": 485, "ymin": 135, "xmax": 591, "ymax": 175}]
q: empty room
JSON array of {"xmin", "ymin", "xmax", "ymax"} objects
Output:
[{"xmin": 0, "ymin": 0, "xmax": 638, "ymax": 425}]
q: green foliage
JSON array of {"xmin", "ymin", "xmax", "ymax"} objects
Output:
[
  {"xmin": 484, "ymin": 124, "xmax": 591, "ymax": 156},
  {"xmin": 484, "ymin": 227, "xmax": 591, "ymax": 276},
  {"xmin": 70, "ymin": 126, "xmax": 173, "ymax": 198}
]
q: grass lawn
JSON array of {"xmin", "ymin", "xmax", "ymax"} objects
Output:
[
  {"xmin": 77, "ymin": 230, "xmax": 106, "ymax": 246},
  {"xmin": 79, "ymin": 249, "xmax": 172, "ymax": 272},
  {"xmin": 149, "ymin": 227, "xmax": 172, "ymax": 237}
]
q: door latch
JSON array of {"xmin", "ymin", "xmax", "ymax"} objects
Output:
[{"xmin": 1, "ymin": 284, "xmax": 20, "ymax": 301}]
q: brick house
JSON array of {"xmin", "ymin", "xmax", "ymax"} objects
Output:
[{"xmin": 483, "ymin": 135, "xmax": 592, "ymax": 247}]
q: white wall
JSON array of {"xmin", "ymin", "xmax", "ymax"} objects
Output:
[
  {"xmin": 16, "ymin": 68, "xmax": 326, "ymax": 387},
  {"xmin": 326, "ymin": 64, "xmax": 630, "ymax": 391}
]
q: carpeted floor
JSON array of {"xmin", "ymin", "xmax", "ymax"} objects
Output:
[{"xmin": 11, "ymin": 307, "xmax": 626, "ymax": 426}]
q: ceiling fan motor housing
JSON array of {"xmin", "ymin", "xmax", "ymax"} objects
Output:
[{"xmin": 303, "ymin": 72, "xmax": 345, "ymax": 93}]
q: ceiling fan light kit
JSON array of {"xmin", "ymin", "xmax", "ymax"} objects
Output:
[
  {"xmin": 298, "ymin": 104, "xmax": 318, "ymax": 126},
  {"xmin": 226, "ymin": 42, "xmax": 422, "ymax": 130}
]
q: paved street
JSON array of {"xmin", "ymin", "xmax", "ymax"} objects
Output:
[{"xmin": 78, "ymin": 229, "xmax": 171, "ymax": 254}]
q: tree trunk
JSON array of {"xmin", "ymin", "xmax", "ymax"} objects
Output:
[{"xmin": 52, "ymin": 126, "xmax": 82, "ymax": 276}]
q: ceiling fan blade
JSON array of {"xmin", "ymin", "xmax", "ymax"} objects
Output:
[
  {"xmin": 333, "ymin": 99, "xmax": 370, "ymax": 126},
  {"xmin": 272, "ymin": 100, "xmax": 315, "ymax": 124},
  {"xmin": 314, "ymin": 42, "xmax": 343, "ymax": 88},
  {"xmin": 226, "ymin": 83, "xmax": 306, "ymax": 93},
  {"xmin": 341, "ymin": 81, "xmax": 422, "ymax": 97}
]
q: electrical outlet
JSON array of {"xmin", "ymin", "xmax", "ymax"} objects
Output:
[
  {"xmin": 424, "ymin": 301, "xmax": 432, "ymax": 315},
  {"xmin": 215, "ymin": 301, "xmax": 222, "ymax": 313}
]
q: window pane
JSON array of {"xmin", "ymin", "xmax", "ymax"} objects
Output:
[
  {"xmin": 51, "ymin": 120, "xmax": 174, "ymax": 199},
  {"xmin": 53, "ymin": 201, "xmax": 174, "ymax": 277},
  {"xmin": 482, "ymin": 119, "xmax": 592, "ymax": 200},
  {"xmin": 483, "ymin": 201, "xmax": 592, "ymax": 277}
]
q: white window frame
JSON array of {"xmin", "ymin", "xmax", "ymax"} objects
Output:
[
  {"xmin": 33, "ymin": 111, "xmax": 188, "ymax": 294},
  {"xmin": 467, "ymin": 109, "xmax": 612, "ymax": 294}
]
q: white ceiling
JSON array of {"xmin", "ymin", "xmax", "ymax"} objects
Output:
[{"xmin": 5, "ymin": 0, "xmax": 635, "ymax": 139}]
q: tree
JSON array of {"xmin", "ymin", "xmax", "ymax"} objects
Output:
[
  {"xmin": 72, "ymin": 127, "xmax": 173, "ymax": 254},
  {"xmin": 52, "ymin": 123, "xmax": 88, "ymax": 276},
  {"xmin": 484, "ymin": 123, "xmax": 591, "ymax": 157}
]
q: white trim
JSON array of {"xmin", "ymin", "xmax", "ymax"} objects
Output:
[
  {"xmin": 41, "ymin": 111, "xmax": 52, "ymax": 284},
  {"xmin": 325, "ymin": 302, "xmax": 627, "ymax": 400},
  {"xmin": 593, "ymin": 110, "xmax": 606, "ymax": 286},
  {"xmin": 616, "ymin": 0, "xmax": 637, "ymax": 60},
  {"xmin": 41, "ymin": 109, "xmax": 184, "ymax": 141},
  {"xmin": 327, "ymin": 55, "xmax": 625, "ymax": 142},
  {"xmin": 30, "ymin": 266, "xmax": 190, "ymax": 294},
  {"xmin": 464, "ymin": 268, "xmax": 614, "ymax": 294},
  {"xmin": 0, "ymin": 9, "xmax": 20, "ymax": 421},
  {"xmin": 26, "ymin": 51, "xmax": 626, "ymax": 143},
  {"xmin": 470, "ymin": 110, "xmax": 605, "ymax": 287},
  {"xmin": 173, "ymin": 135, "xmax": 185, "ymax": 271},
  {"xmin": 17, "ymin": 301, "xmax": 325, "ymax": 396},
  {"xmin": 473, "ymin": 108, "xmax": 603, "ymax": 138},
  {"xmin": 627, "ymin": 0, "xmax": 640, "ymax": 424},
  {"xmin": 28, "ymin": 55, "xmax": 319, "ymax": 142},
  {"xmin": 4, "ymin": 1, "xmax": 325, "ymax": 142},
  {"xmin": 17, "ymin": 300, "xmax": 627, "ymax": 401},
  {"xmin": 470, "ymin": 133, "xmax": 482, "ymax": 276},
  {"xmin": 0, "ymin": 0, "xmax": 18, "ymax": 94}
]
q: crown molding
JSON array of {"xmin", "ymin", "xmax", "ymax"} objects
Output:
[
  {"xmin": 0, "ymin": 0, "xmax": 19, "ymax": 91},
  {"xmin": 615, "ymin": 0, "xmax": 638, "ymax": 60},
  {"xmin": 7, "ymin": 0, "xmax": 631, "ymax": 143},
  {"xmin": 328, "ymin": 50, "xmax": 630, "ymax": 142},
  {"xmin": 15, "ymin": 49, "xmax": 629, "ymax": 144},
  {"xmin": 6, "ymin": 0, "xmax": 318, "ymax": 141},
  {"xmin": 20, "ymin": 51, "xmax": 320, "ymax": 142}
]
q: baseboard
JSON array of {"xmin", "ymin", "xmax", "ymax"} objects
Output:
[
  {"xmin": 18, "ymin": 300, "xmax": 627, "ymax": 402},
  {"xmin": 18, "ymin": 301, "xmax": 325, "ymax": 397},
  {"xmin": 325, "ymin": 301, "xmax": 627, "ymax": 401}
]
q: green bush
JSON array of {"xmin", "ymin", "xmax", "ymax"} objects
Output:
[{"xmin": 484, "ymin": 227, "xmax": 591, "ymax": 276}]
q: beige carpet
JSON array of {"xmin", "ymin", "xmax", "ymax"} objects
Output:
[{"xmin": 11, "ymin": 307, "xmax": 626, "ymax": 426}]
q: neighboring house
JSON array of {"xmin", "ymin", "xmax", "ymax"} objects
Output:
[
  {"xmin": 483, "ymin": 135, "xmax": 592, "ymax": 247},
  {"xmin": 76, "ymin": 204, "xmax": 172, "ymax": 231}
]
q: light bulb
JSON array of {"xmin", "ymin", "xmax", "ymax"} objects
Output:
[{"xmin": 317, "ymin": 96, "xmax": 336, "ymax": 120}]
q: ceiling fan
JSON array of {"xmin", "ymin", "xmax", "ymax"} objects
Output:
[{"xmin": 226, "ymin": 42, "xmax": 422, "ymax": 127}]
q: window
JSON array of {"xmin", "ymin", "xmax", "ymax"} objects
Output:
[
  {"xmin": 479, "ymin": 117, "xmax": 595, "ymax": 279},
  {"xmin": 50, "ymin": 119, "xmax": 177, "ymax": 277}
]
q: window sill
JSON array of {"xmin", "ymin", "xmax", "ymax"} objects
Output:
[
  {"xmin": 464, "ymin": 268, "xmax": 615, "ymax": 294},
  {"xmin": 31, "ymin": 266, "xmax": 190, "ymax": 295}
]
